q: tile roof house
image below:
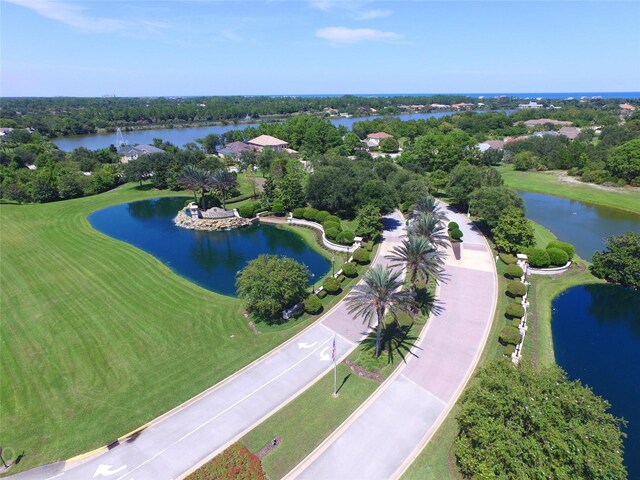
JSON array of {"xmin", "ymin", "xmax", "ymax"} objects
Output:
[
  {"xmin": 477, "ymin": 140, "xmax": 505, "ymax": 152},
  {"xmin": 117, "ymin": 144, "xmax": 165, "ymax": 164},
  {"xmin": 365, "ymin": 132, "xmax": 394, "ymax": 148},
  {"xmin": 247, "ymin": 135, "xmax": 289, "ymax": 152},
  {"xmin": 218, "ymin": 141, "xmax": 254, "ymax": 159},
  {"xmin": 524, "ymin": 119, "xmax": 573, "ymax": 128},
  {"xmin": 558, "ymin": 126, "xmax": 581, "ymax": 139}
]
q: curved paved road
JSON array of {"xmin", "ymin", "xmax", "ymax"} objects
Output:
[
  {"xmin": 287, "ymin": 205, "xmax": 498, "ymax": 480},
  {"xmin": 10, "ymin": 212, "xmax": 406, "ymax": 480}
]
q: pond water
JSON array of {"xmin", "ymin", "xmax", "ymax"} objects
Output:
[
  {"xmin": 552, "ymin": 284, "xmax": 640, "ymax": 478},
  {"xmin": 88, "ymin": 197, "xmax": 330, "ymax": 297},
  {"xmin": 53, "ymin": 110, "xmax": 512, "ymax": 151},
  {"xmin": 518, "ymin": 191, "xmax": 640, "ymax": 260}
]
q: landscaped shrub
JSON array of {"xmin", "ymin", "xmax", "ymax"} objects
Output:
[
  {"xmin": 323, "ymin": 277, "xmax": 341, "ymax": 294},
  {"xmin": 238, "ymin": 201, "xmax": 262, "ymax": 218},
  {"xmin": 322, "ymin": 220, "xmax": 342, "ymax": 232},
  {"xmin": 505, "ymin": 344, "xmax": 516, "ymax": 356},
  {"xmin": 185, "ymin": 442, "xmax": 265, "ymax": 480},
  {"xmin": 271, "ymin": 201, "xmax": 284, "ymax": 215},
  {"xmin": 547, "ymin": 240, "xmax": 575, "ymax": 260},
  {"xmin": 304, "ymin": 295, "xmax": 323, "ymax": 314},
  {"xmin": 292, "ymin": 207, "xmax": 306, "ymax": 219},
  {"xmin": 449, "ymin": 228, "xmax": 463, "ymax": 241},
  {"xmin": 526, "ymin": 248, "xmax": 550, "ymax": 268},
  {"xmin": 336, "ymin": 230, "xmax": 355, "ymax": 245},
  {"xmin": 448, "ymin": 221, "xmax": 459, "ymax": 231},
  {"xmin": 504, "ymin": 264, "xmax": 524, "ymax": 279},
  {"xmin": 325, "ymin": 227, "xmax": 340, "ymax": 240},
  {"xmin": 499, "ymin": 325, "xmax": 521, "ymax": 346},
  {"xmin": 506, "ymin": 280, "xmax": 527, "ymax": 297},
  {"xmin": 341, "ymin": 262, "xmax": 358, "ymax": 278},
  {"xmin": 315, "ymin": 210, "xmax": 331, "ymax": 223},
  {"xmin": 303, "ymin": 207, "xmax": 319, "ymax": 221},
  {"xmin": 324, "ymin": 214, "xmax": 341, "ymax": 225},
  {"xmin": 317, "ymin": 289, "xmax": 327, "ymax": 299},
  {"xmin": 352, "ymin": 247, "xmax": 371, "ymax": 265},
  {"xmin": 505, "ymin": 303, "xmax": 525, "ymax": 319},
  {"xmin": 364, "ymin": 240, "xmax": 374, "ymax": 252},
  {"xmin": 499, "ymin": 252, "xmax": 517, "ymax": 265},
  {"xmin": 546, "ymin": 247, "xmax": 569, "ymax": 267}
]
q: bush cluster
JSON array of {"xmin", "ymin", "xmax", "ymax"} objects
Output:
[
  {"xmin": 504, "ymin": 264, "xmax": 524, "ymax": 279},
  {"xmin": 499, "ymin": 325, "xmax": 521, "ymax": 346},
  {"xmin": 323, "ymin": 277, "xmax": 341, "ymax": 294},
  {"xmin": 303, "ymin": 207, "xmax": 319, "ymax": 221},
  {"xmin": 325, "ymin": 227, "xmax": 341, "ymax": 240},
  {"xmin": 304, "ymin": 295, "xmax": 323, "ymax": 315},
  {"xmin": 547, "ymin": 240, "xmax": 575, "ymax": 260},
  {"xmin": 341, "ymin": 262, "xmax": 358, "ymax": 278},
  {"xmin": 505, "ymin": 303, "xmax": 525, "ymax": 319},
  {"xmin": 506, "ymin": 280, "xmax": 527, "ymax": 297},
  {"xmin": 546, "ymin": 247, "xmax": 569, "ymax": 267},
  {"xmin": 315, "ymin": 210, "xmax": 330, "ymax": 222},
  {"xmin": 499, "ymin": 252, "xmax": 517, "ymax": 265},
  {"xmin": 525, "ymin": 248, "xmax": 550, "ymax": 268},
  {"xmin": 292, "ymin": 207, "xmax": 306, "ymax": 219},
  {"xmin": 238, "ymin": 201, "xmax": 263, "ymax": 218},
  {"xmin": 364, "ymin": 240, "xmax": 374, "ymax": 252},
  {"xmin": 448, "ymin": 221, "xmax": 463, "ymax": 241},
  {"xmin": 352, "ymin": 247, "xmax": 371, "ymax": 265},
  {"xmin": 336, "ymin": 230, "xmax": 355, "ymax": 245}
]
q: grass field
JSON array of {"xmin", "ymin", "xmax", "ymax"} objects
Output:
[
  {"xmin": 0, "ymin": 184, "xmax": 321, "ymax": 473},
  {"xmin": 498, "ymin": 165, "xmax": 640, "ymax": 214}
]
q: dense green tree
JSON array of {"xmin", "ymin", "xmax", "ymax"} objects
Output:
[
  {"xmin": 591, "ymin": 232, "xmax": 640, "ymax": 288},
  {"xmin": 513, "ymin": 150, "xmax": 540, "ymax": 171},
  {"xmin": 355, "ymin": 204, "xmax": 383, "ymax": 242},
  {"xmin": 123, "ymin": 157, "xmax": 152, "ymax": 186},
  {"xmin": 236, "ymin": 255, "xmax": 309, "ymax": 323},
  {"xmin": 30, "ymin": 171, "xmax": 59, "ymax": 203},
  {"xmin": 492, "ymin": 207, "xmax": 535, "ymax": 253},
  {"xmin": 469, "ymin": 186, "xmax": 524, "ymax": 228},
  {"xmin": 606, "ymin": 138, "xmax": 640, "ymax": 184},
  {"xmin": 346, "ymin": 266, "xmax": 415, "ymax": 357},
  {"xmin": 445, "ymin": 161, "xmax": 481, "ymax": 207},
  {"xmin": 196, "ymin": 133, "xmax": 220, "ymax": 154},
  {"xmin": 455, "ymin": 360, "xmax": 627, "ymax": 480},
  {"xmin": 57, "ymin": 173, "xmax": 84, "ymax": 200},
  {"xmin": 356, "ymin": 178, "xmax": 397, "ymax": 214},
  {"xmin": 379, "ymin": 137, "xmax": 400, "ymax": 153}
]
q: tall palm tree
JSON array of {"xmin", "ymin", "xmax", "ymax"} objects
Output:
[
  {"xmin": 346, "ymin": 266, "xmax": 415, "ymax": 357},
  {"xmin": 386, "ymin": 235, "xmax": 445, "ymax": 288},
  {"xmin": 413, "ymin": 194, "xmax": 447, "ymax": 222},
  {"xmin": 211, "ymin": 169, "xmax": 238, "ymax": 209},
  {"xmin": 409, "ymin": 213, "xmax": 449, "ymax": 249},
  {"xmin": 179, "ymin": 165, "xmax": 212, "ymax": 209}
]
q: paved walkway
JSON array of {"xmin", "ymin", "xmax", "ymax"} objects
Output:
[
  {"xmin": 287, "ymin": 205, "xmax": 497, "ymax": 480},
  {"xmin": 10, "ymin": 212, "xmax": 406, "ymax": 480}
]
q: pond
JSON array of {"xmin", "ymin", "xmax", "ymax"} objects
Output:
[
  {"xmin": 552, "ymin": 284, "xmax": 640, "ymax": 478},
  {"xmin": 88, "ymin": 197, "xmax": 330, "ymax": 297},
  {"xmin": 518, "ymin": 191, "xmax": 640, "ymax": 260},
  {"xmin": 53, "ymin": 110, "xmax": 513, "ymax": 151}
]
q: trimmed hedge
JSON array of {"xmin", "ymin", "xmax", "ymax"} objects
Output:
[
  {"xmin": 317, "ymin": 289, "xmax": 327, "ymax": 299},
  {"xmin": 504, "ymin": 264, "xmax": 524, "ymax": 279},
  {"xmin": 341, "ymin": 262, "xmax": 358, "ymax": 278},
  {"xmin": 526, "ymin": 248, "xmax": 550, "ymax": 268},
  {"xmin": 325, "ymin": 227, "xmax": 340, "ymax": 240},
  {"xmin": 303, "ymin": 207, "xmax": 319, "ymax": 221},
  {"xmin": 505, "ymin": 303, "xmax": 525, "ymax": 319},
  {"xmin": 506, "ymin": 280, "xmax": 527, "ymax": 297},
  {"xmin": 225, "ymin": 192, "xmax": 258, "ymax": 205},
  {"xmin": 448, "ymin": 221, "xmax": 459, "ymax": 231},
  {"xmin": 511, "ymin": 318, "xmax": 522, "ymax": 328},
  {"xmin": 499, "ymin": 252, "xmax": 517, "ymax": 265},
  {"xmin": 449, "ymin": 228, "xmax": 463, "ymax": 241},
  {"xmin": 292, "ymin": 207, "xmax": 306, "ymax": 219},
  {"xmin": 546, "ymin": 247, "xmax": 569, "ymax": 267},
  {"xmin": 304, "ymin": 295, "xmax": 323, "ymax": 315},
  {"xmin": 324, "ymin": 214, "xmax": 341, "ymax": 225},
  {"xmin": 500, "ymin": 325, "xmax": 521, "ymax": 346},
  {"xmin": 323, "ymin": 277, "xmax": 341, "ymax": 294},
  {"xmin": 315, "ymin": 210, "xmax": 331, "ymax": 223},
  {"xmin": 352, "ymin": 247, "xmax": 371, "ymax": 265},
  {"xmin": 336, "ymin": 230, "xmax": 355, "ymax": 245},
  {"xmin": 364, "ymin": 241, "xmax": 374, "ymax": 252},
  {"xmin": 238, "ymin": 201, "xmax": 262, "ymax": 218},
  {"xmin": 505, "ymin": 344, "xmax": 516, "ymax": 356},
  {"xmin": 547, "ymin": 240, "xmax": 575, "ymax": 260},
  {"xmin": 322, "ymin": 220, "xmax": 341, "ymax": 232}
]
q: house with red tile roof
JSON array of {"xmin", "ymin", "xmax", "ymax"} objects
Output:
[
  {"xmin": 365, "ymin": 132, "xmax": 394, "ymax": 148},
  {"xmin": 247, "ymin": 135, "xmax": 290, "ymax": 152}
]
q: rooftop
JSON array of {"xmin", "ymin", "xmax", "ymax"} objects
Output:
[{"xmin": 247, "ymin": 135, "xmax": 288, "ymax": 147}]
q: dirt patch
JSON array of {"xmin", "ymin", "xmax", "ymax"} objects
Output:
[
  {"xmin": 256, "ymin": 436, "xmax": 281, "ymax": 459},
  {"xmin": 247, "ymin": 320, "xmax": 261, "ymax": 335},
  {"xmin": 251, "ymin": 176, "xmax": 267, "ymax": 192},
  {"xmin": 344, "ymin": 359, "xmax": 384, "ymax": 383},
  {"xmin": 547, "ymin": 171, "xmax": 638, "ymax": 193}
]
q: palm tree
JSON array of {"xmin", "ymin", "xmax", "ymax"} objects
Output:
[
  {"xmin": 413, "ymin": 194, "xmax": 447, "ymax": 222},
  {"xmin": 179, "ymin": 165, "xmax": 212, "ymax": 209},
  {"xmin": 346, "ymin": 266, "xmax": 415, "ymax": 357},
  {"xmin": 409, "ymin": 213, "xmax": 449, "ymax": 249},
  {"xmin": 386, "ymin": 235, "xmax": 445, "ymax": 288},
  {"xmin": 211, "ymin": 169, "xmax": 238, "ymax": 209}
]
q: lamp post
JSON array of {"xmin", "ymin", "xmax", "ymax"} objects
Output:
[
  {"xmin": 331, "ymin": 257, "xmax": 335, "ymax": 276},
  {"xmin": 310, "ymin": 273, "xmax": 315, "ymax": 294}
]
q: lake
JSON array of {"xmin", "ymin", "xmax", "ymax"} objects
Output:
[
  {"xmin": 518, "ymin": 191, "xmax": 640, "ymax": 260},
  {"xmin": 88, "ymin": 197, "xmax": 330, "ymax": 297},
  {"xmin": 552, "ymin": 284, "xmax": 640, "ymax": 478},
  {"xmin": 53, "ymin": 110, "xmax": 511, "ymax": 151}
]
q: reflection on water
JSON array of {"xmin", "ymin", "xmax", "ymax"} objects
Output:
[
  {"xmin": 89, "ymin": 197, "xmax": 330, "ymax": 296},
  {"xmin": 552, "ymin": 284, "xmax": 640, "ymax": 477}
]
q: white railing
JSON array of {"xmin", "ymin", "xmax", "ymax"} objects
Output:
[{"xmin": 287, "ymin": 215, "xmax": 359, "ymax": 253}]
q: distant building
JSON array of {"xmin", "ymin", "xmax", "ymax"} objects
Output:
[
  {"xmin": 247, "ymin": 135, "xmax": 290, "ymax": 152},
  {"xmin": 218, "ymin": 141, "xmax": 254, "ymax": 159},
  {"xmin": 452, "ymin": 102, "xmax": 474, "ymax": 110},
  {"xmin": 532, "ymin": 131, "xmax": 559, "ymax": 138},
  {"xmin": 477, "ymin": 140, "xmax": 505, "ymax": 152},
  {"xmin": 0, "ymin": 127, "xmax": 14, "ymax": 136},
  {"xmin": 523, "ymin": 119, "xmax": 573, "ymax": 128},
  {"xmin": 365, "ymin": 132, "xmax": 394, "ymax": 148},
  {"xmin": 518, "ymin": 101, "xmax": 544, "ymax": 110},
  {"xmin": 558, "ymin": 126, "xmax": 581, "ymax": 139},
  {"xmin": 620, "ymin": 103, "xmax": 636, "ymax": 116},
  {"xmin": 429, "ymin": 103, "xmax": 449, "ymax": 109},
  {"xmin": 117, "ymin": 144, "xmax": 165, "ymax": 164}
]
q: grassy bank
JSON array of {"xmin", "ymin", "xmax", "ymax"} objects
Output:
[
  {"xmin": 0, "ymin": 184, "xmax": 318, "ymax": 473},
  {"xmin": 498, "ymin": 165, "xmax": 640, "ymax": 214}
]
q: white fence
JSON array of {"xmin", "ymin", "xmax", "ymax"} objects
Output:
[{"xmin": 287, "ymin": 215, "xmax": 359, "ymax": 253}]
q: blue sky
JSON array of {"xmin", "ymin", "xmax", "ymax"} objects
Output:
[{"xmin": 1, "ymin": 0, "xmax": 639, "ymax": 96}]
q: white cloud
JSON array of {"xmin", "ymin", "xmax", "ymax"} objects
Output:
[
  {"xmin": 357, "ymin": 9, "xmax": 392, "ymax": 20},
  {"xmin": 316, "ymin": 26, "xmax": 403, "ymax": 44},
  {"xmin": 5, "ymin": 0, "xmax": 168, "ymax": 34}
]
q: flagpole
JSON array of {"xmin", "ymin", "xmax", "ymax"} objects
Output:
[{"xmin": 332, "ymin": 335, "xmax": 338, "ymax": 397}]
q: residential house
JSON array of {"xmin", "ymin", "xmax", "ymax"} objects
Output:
[
  {"xmin": 218, "ymin": 141, "xmax": 254, "ymax": 159},
  {"xmin": 365, "ymin": 132, "xmax": 394, "ymax": 148},
  {"xmin": 477, "ymin": 140, "xmax": 505, "ymax": 152},
  {"xmin": 558, "ymin": 126, "xmax": 581, "ymax": 139},
  {"xmin": 620, "ymin": 103, "xmax": 636, "ymax": 116},
  {"xmin": 523, "ymin": 119, "xmax": 573, "ymax": 128},
  {"xmin": 518, "ymin": 101, "xmax": 544, "ymax": 109},
  {"xmin": 0, "ymin": 127, "xmax": 14, "ymax": 136},
  {"xmin": 247, "ymin": 135, "xmax": 290, "ymax": 152},
  {"xmin": 452, "ymin": 103, "xmax": 474, "ymax": 110},
  {"xmin": 117, "ymin": 144, "xmax": 165, "ymax": 164}
]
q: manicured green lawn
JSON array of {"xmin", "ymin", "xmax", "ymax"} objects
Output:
[
  {"xmin": 0, "ymin": 184, "xmax": 317, "ymax": 473},
  {"xmin": 498, "ymin": 165, "xmax": 640, "ymax": 214}
]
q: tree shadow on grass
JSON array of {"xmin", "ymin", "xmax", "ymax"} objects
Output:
[{"xmin": 360, "ymin": 322, "xmax": 421, "ymax": 366}]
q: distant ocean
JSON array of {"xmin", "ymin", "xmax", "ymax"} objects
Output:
[{"xmin": 283, "ymin": 92, "xmax": 640, "ymax": 100}]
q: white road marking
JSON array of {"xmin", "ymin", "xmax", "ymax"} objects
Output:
[
  {"xmin": 319, "ymin": 347, "xmax": 331, "ymax": 361},
  {"xmin": 93, "ymin": 464, "xmax": 127, "ymax": 477},
  {"xmin": 114, "ymin": 335, "xmax": 333, "ymax": 480},
  {"xmin": 297, "ymin": 341, "xmax": 317, "ymax": 349}
]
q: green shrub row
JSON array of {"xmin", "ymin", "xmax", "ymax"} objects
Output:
[
  {"xmin": 238, "ymin": 201, "xmax": 263, "ymax": 218},
  {"xmin": 341, "ymin": 262, "xmax": 358, "ymax": 278},
  {"xmin": 352, "ymin": 247, "xmax": 370, "ymax": 265},
  {"xmin": 500, "ymin": 325, "xmax": 521, "ymax": 346},
  {"xmin": 526, "ymin": 246, "xmax": 570, "ymax": 268},
  {"xmin": 546, "ymin": 240, "xmax": 575, "ymax": 260},
  {"xmin": 323, "ymin": 277, "xmax": 341, "ymax": 294},
  {"xmin": 499, "ymin": 252, "xmax": 517, "ymax": 265},
  {"xmin": 505, "ymin": 302, "xmax": 525, "ymax": 319},
  {"xmin": 504, "ymin": 264, "xmax": 524, "ymax": 279},
  {"xmin": 506, "ymin": 280, "xmax": 527, "ymax": 298},
  {"xmin": 304, "ymin": 295, "xmax": 323, "ymax": 315},
  {"xmin": 226, "ymin": 192, "xmax": 258, "ymax": 205}
]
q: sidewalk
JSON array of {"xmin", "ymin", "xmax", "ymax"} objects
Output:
[
  {"xmin": 10, "ymin": 212, "xmax": 406, "ymax": 480},
  {"xmin": 287, "ymin": 205, "xmax": 497, "ymax": 480}
]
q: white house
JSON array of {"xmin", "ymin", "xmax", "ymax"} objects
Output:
[{"xmin": 117, "ymin": 144, "xmax": 165, "ymax": 164}]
